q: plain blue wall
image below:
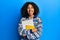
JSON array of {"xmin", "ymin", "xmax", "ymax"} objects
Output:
[{"xmin": 0, "ymin": 0, "xmax": 59, "ymax": 40}]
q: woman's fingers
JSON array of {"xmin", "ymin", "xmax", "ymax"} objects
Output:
[{"xmin": 32, "ymin": 28, "xmax": 37, "ymax": 32}]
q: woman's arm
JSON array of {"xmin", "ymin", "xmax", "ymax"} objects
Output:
[
  {"xmin": 18, "ymin": 18, "xmax": 27, "ymax": 36},
  {"xmin": 35, "ymin": 17, "xmax": 42, "ymax": 36},
  {"xmin": 18, "ymin": 23, "xmax": 26, "ymax": 36}
]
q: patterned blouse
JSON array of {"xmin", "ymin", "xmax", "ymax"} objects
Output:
[{"xmin": 18, "ymin": 17, "xmax": 42, "ymax": 40}]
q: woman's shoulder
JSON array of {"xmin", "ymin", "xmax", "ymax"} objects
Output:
[
  {"xmin": 20, "ymin": 17, "xmax": 27, "ymax": 21},
  {"xmin": 34, "ymin": 16, "xmax": 42, "ymax": 22}
]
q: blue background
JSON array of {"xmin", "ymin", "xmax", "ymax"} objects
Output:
[{"xmin": 0, "ymin": 0, "xmax": 60, "ymax": 40}]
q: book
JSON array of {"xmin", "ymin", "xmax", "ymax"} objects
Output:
[
  {"xmin": 26, "ymin": 25, "xmax": 35, "ymax": 30},
  {"xmin": 22, "ymin": 19, "xmax": 35, "ymax": 30}
]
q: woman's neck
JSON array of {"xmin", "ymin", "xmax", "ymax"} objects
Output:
[{"xmin": 29, "ymin": 15, "xmax": 34, "ymax": 19}]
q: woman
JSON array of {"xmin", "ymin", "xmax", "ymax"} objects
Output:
[{"xmin": 18, "ymin": 2, "xmax": 42, "ymax": 40}]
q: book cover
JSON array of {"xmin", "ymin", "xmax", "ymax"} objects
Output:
[{"xmin": 22, "ymin": 19, "xmax": 35, "ymax": 30}]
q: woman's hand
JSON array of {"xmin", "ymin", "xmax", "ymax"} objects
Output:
[
  {"xmin": 23, "ymin": 34, "xmax": 27, "ymax": 38},
  {"xmin": 32, "ymin": 28, "xmax": 37, "ymax": 32}
]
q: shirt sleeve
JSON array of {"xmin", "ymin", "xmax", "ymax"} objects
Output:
[
  {"xmin": 36, "ymin": 17, "xmax": 42, "ymax": 36},
  {"xmin": 18, "ymin": 18, "xmax": 27, "ymax": 36}
]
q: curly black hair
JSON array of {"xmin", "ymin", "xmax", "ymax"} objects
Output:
[{"xmin": 21, "ymin": 2, "xmax": 39, "ymax": 18}]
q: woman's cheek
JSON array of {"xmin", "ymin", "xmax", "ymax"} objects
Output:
[
  {"xmin": 32, "ymin": 9, "xmax": 34, "ymax": 13},
  {"xmin": 27, "ymin": 9, "xmax": 29, "ymax": 13}
]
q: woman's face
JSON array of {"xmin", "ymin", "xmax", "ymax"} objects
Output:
[{"xmin": 27, "ymin": 4, "xmax": 34, "ymax": 16}]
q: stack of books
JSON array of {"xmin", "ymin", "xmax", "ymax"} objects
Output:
[{"xmin": 22, "ymin": 19, "xmax": 35, "ymax": 30}]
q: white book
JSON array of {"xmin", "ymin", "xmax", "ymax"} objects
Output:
[{"xmin": 22, "ymin": 19, "xmax": 34, "ymax": 29}]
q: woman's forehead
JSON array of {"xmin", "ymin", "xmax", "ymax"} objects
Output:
[{"xmin": 27, "ymin": 4, "xmax": 34, "ymax": 8}]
